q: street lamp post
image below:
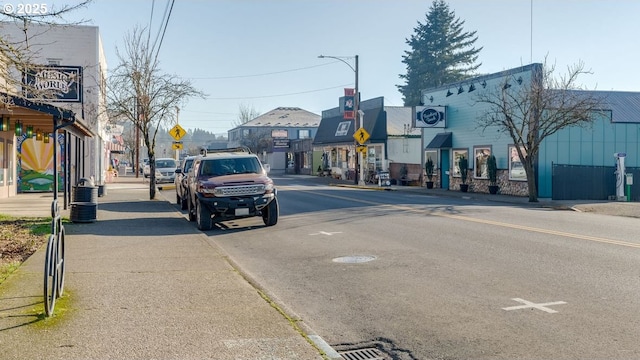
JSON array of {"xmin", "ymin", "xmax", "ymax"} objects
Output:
[{"xmin": 318, "ymin": 54, "xmax": 363, "ymax": 185}]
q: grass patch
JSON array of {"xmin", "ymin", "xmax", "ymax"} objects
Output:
[{"xmin": 0, "ymin": 216, "xmax": 52, "ymax": 285}]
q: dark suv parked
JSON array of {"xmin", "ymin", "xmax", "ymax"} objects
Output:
[
  {"xmin": 186, "ymin": 148, "xmax": 278, "ymax": 230},
  {"xmin": 175, "ymin": 155, "xmax": 196, "ymax": 210}
]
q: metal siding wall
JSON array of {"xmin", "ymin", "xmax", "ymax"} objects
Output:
[
  {"xmin": 420, "ymin": 67, "xmax": 536, "ymax": 175},
  {"xmin": 538, "ymin": 137, "xmax": 556, "ymax": 198}
]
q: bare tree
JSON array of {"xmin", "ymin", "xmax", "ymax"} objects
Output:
[
  {"xmin": 0, "ymin": 1, "xmax": 93, "ymax": 104},
  {"xmin": 239, "ymin": 129, "xmax": 271, "ymax": 155},
  {"xmin": 475, "ymin": 60, "xmax": 606, "ymax": 202},
  {"xmin": 232, "ymin": 103, "xmax": 260, "ymax": 127},
  {"xmin": 107, "ymin": 27, "xmax": 205, "ymax": 199}
]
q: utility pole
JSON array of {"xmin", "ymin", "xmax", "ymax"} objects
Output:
[
  {"xmin": 175, "ymin": 106, "xmax": 180, "ymax": 160},
  {"xmin": 318, "ymin": 54, "xmax": 361, "ymax": 185},
  {"xmin": 135, "ymin": 97, "xmax": 140, "ymax": 178}
]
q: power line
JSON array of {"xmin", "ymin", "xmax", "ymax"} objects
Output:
[
  {"xmin": 155, "ymin": 0, "xmax": 174, "ymax": 60},
  {"xmin": 147, "ymin": 0, "xmax": 155, "ymax": 49},
  {"xmin": 205, "ymin": 83, "xmax": 352, "ymax": 100},
  {"xmin": 186, "ymin": 61, "xmax": 342, "ymax": 80}
]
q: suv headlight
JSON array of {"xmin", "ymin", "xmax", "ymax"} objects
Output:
[{"xmin": 265, "ymin": 183, "xmax": 274, "ymax": 194}]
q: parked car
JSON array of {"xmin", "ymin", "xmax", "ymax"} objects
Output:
[
  {"xmin": 152, "ymin": 158, "xmax": 178, "ymax": 183},
  {"xmin": 186, "ymin": 147, "xmax": 277, "ymax": 231},
  {"xmin": 142, "ymin": 158, "xmax": 150, "ymax": 177},
  {"xmin": 175, "ymin": 156, "xmax": 196, "ymax": 210}
]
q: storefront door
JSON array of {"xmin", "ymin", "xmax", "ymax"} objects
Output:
[{"xmin": 441, "ymin": 149, "xmax": 450, "ymax": 189}]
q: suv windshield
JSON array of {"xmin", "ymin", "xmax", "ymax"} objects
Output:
[
  {"xmin": 156, "ymin": 159, "xmax": 177, "ymax": 168},
  {"xmin": 183, "ymin": 158, "xmax": 194, "ymax": 172},
  {"xmin": 201, "ymin": 157, "xmax": 261, "ymax": 176}
]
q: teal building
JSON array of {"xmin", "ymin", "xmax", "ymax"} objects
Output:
[{"xmin": 418, "ymin": 63, "xmax": 640, "ymax": 200}]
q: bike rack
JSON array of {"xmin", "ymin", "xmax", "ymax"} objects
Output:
[{"xmin": 44, "ymin": 116, "xmax": 68, "ymax": 316}]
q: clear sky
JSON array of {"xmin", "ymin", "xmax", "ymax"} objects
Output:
[{"xmin": 60, "ymin": 0, "xmax": 640, "ymax": 135}]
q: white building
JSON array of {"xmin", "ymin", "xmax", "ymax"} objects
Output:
[{"xmin": 1, "ymin": 22, "xmax": 113, "ymax": 191}]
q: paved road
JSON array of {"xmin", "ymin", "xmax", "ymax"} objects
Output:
[{"xmin": 181, "ymin": 176, "xmax": 640, "ymax": 359}]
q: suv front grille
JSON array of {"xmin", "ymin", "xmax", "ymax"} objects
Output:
[{"xmin": 215, "ymin": 184, "xmax": 265, "ymax": 197}]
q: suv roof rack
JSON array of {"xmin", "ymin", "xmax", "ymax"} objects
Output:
[{"xmin": 199, "ymin": 146, "xmax": 252, "ymax": 157}]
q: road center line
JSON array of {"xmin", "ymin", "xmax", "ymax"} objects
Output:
[{"xmin": 298, "ymin": 190, "xmax": 640, "ymax": 249}]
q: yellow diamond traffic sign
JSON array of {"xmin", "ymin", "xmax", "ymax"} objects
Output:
[
  {"xmin": 169, "ymin": 124, "xmax": 186, "ymax": 141},
  {"xmin": 353, "ymin": 127, "xmax": 370, "ymax": 145}
]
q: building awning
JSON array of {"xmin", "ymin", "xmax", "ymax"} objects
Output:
[
  {"xmin": 0, "ymin": 91, "xmax": 94, "ymax": 138},
  {"xmin": 106, "ymin": 141, "xmax": 125, "ymax": 154},
  {"xmin": 425, "ymin": 132, "xmax": 452, "ymax": 149}
]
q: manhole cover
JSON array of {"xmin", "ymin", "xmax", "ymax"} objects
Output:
[
  {"xmin": 332, "ymin": 255, "xmax": 377, "ymax": 264},
  {"xmin": 339, "ymin": 347, "xmax": 387, "ymax": 360}
]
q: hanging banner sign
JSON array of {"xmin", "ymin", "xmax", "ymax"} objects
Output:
[
  {"xmin": 413, "ymin": 106, "xmax": 446, "ymax": 128},
  {"xmin": 343, "ymin": 88, "xmax": 355, "ymax": 119}
]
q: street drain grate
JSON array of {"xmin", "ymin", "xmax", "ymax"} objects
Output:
[{"xmin": 339, "ymin": 347, "xmax": 387, "ymax": 360}]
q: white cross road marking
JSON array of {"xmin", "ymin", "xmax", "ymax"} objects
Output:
[
  {"xmin": 502, "ymin": 298, "xmax": 567, "ymax": 313},
  {"xmin": 309, "ymin": 231, "xmax": 343, "ymax": 236}
]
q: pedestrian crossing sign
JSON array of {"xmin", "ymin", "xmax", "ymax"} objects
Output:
[
  {"xmin": 353, "ymin": 127, "xmax": 370, "ymax": 145},
  {"xmin": 169, "ymin": 124, "xmax": 186, "ymax": 141}
]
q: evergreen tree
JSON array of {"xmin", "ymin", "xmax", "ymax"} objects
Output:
[{"xmin": 398, "ymin": 0, "xmax": 482, "ymax": 106}]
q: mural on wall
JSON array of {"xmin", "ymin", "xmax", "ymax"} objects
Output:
[{"xmin": 17, "ymin": 133, "xmax": 65, "ymax": 192}]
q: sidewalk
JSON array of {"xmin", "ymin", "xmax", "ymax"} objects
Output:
[{"xmin": 0, "ymin": 176, "xmax": 325, "ymax": 360}]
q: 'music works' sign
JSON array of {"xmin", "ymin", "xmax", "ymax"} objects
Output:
[{"xmin": 24, "ymin": 65, "xmax": 82, "ymax": 102}]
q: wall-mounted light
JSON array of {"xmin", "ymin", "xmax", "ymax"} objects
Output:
[
  {"xmin": 26, "ymin": 125, "xmax": 34, "ymax": 137},
  {"xmin": 446, "ymin": 89, "xmax": 453, "ymax": 97},
  {"xmin": 481, "ymin": 80, "xmax": 487, "ymax": 88},
  {"xmin": 503, "ymin": 82, "xmax": 511, "ymax": 90},
  {"xmin": 0, "ymin": 115, "xmax": 9, "ymax": 131},
  {"xmin": 429, "ymin": 95, "xmax": 434, "ymax": 103},
  {"xmin": 457, "ymin": 86, "xmax": 464, "ymax": 94},
  {"xmin": 516, "ymin": 76, "xmax": 523, "ymax": 85},
  {"xmin": 15, "ymin": 120, "xmax": 22, "ymax": 136},
  {"xmin": 36, "ymin": 128, "xmax": 43, "ymax": 141},
  {"xmin": 468, "ymin": 84, "xmax": 476, "ymax": 92},
  {"xmin": 44, "ymin": 133, "xmax": 50, "ymax": 143}
]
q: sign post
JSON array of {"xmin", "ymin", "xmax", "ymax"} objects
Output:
[{"xmin": 169, "ymin": 118, "xmax": 185, "ymax": 160}]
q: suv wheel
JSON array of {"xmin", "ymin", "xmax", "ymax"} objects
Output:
[
  {"xmin": 196, "ymin": 199, "xmax": 213, "ymax": 230},
  {"xmin": 187, "ymin": 197, "xmax": 196, "ymax": 222},
  {"xmin": 262, "ymin": 198, "xmax": 279, "ymax": 226},
  {"xmin": 180, "ymin": 192, "xmax": 188, "ymax": 210}
]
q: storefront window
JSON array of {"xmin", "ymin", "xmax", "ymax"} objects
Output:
[
  {"xmin": 7, "ymin": 140, "xmax": 13, "ymax": 185},
  {"xmin": 509, "ymin": 145, "xmax": 527, "ymax": 181},
  {"xmin": 452, "ymin": 149, "xmax": 468, "ymax": 177},
  {"xmin": 364, "ymin": 144, "xmax": 386, "ymax": 171},
  {"xmin": 425, "ymin": 150, "xmax": 437, "ymax": 169},
  {"xmin": 0, "ymin": 139, "xmax": 4, "ymax": 185},
  {"xmin": 474, "ymin": 146, "xmax": 492, "ymax": 179}
]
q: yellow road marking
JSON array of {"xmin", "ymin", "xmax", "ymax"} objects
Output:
[{"xmin": 291, "ymin": 187, "xmax": 640, "ymax": 249}]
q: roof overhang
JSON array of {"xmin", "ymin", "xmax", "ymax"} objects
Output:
[{"xmin": 0, "ymin": 92, "xmax": 94, "ymax": 137}]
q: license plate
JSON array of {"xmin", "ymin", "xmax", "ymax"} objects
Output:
[{"xmin": 235, "ymin": 208, "xmax": 249, "ymax": 216}]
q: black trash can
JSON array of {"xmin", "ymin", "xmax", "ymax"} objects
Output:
[
  {"xmin": 98, "ymin": 183, "xmax": 107, "ymax": 197},
  {"xmin": 71, "ymin": 178, "xmax": 98, "ymax": 223},
  {"xmin": 70, "ymin": 202, "xmax": 97, "ymax": 223}
]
